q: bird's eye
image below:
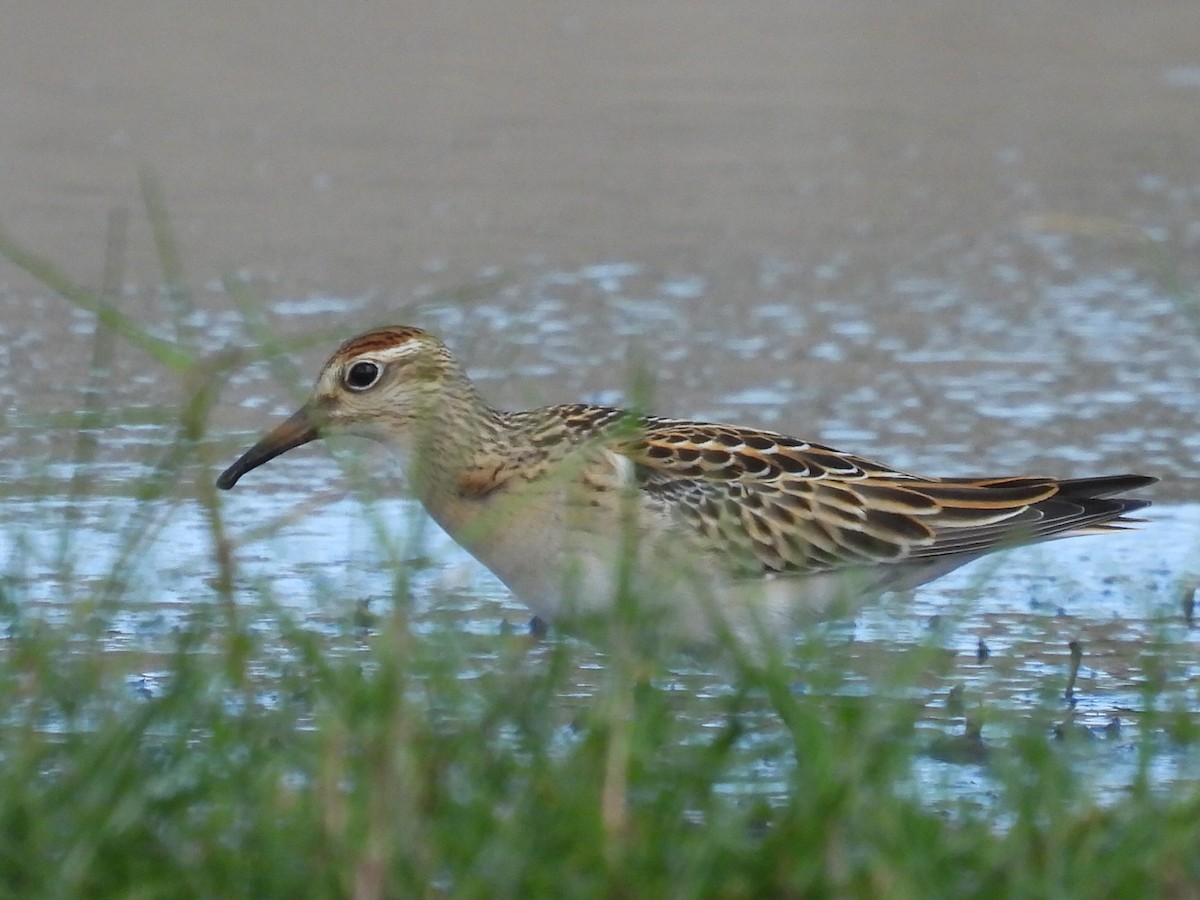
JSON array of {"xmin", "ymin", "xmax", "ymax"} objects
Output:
[{"xmin": 344, "ymin": 360, "xmax": 382, "ymax": 391}]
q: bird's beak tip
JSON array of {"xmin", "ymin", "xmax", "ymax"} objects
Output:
[{"xmin": 215, "ymin": 405, "xmax": 321, "ymax": 490}]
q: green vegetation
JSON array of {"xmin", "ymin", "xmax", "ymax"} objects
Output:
[{"xmin": 2, "ymin": 185, "xmax": 1198, "ymax": 898}]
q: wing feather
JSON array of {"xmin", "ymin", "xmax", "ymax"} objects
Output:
[{"xmin": 616, "ymin": 417, "xmax": 1155, "ymax": 578}]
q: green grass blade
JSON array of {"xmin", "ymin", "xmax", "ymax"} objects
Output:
[{"xmin": 0, "ymin": 224, "xmax": 193, "ymax": 371}]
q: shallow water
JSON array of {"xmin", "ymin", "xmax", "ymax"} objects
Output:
[
  {"xmin": 5, "ymin": 250, "xmax": 1200, "ymax": 489},
  {"xmin": 2, "ymin": 447, "xmax": 1196, "ymax": 805}
]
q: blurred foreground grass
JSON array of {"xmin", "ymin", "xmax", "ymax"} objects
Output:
[{"xmin": 1, "ymin": 186, "xmax": 1199, "ymax": 897}]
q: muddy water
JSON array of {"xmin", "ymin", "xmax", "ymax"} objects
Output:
[{"xmin": 2, "ymin": 2, "xmax": 1200, "ymax": 802}]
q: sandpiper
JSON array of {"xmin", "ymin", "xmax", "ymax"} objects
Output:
[{"xmin": 217, "ymin": 326, "xmax": 1156, "ymax": 645}]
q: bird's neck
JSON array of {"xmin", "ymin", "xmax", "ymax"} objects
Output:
[{"xmin": 401, "ymin": 375, "xmax": 513, "ymax": 506}]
